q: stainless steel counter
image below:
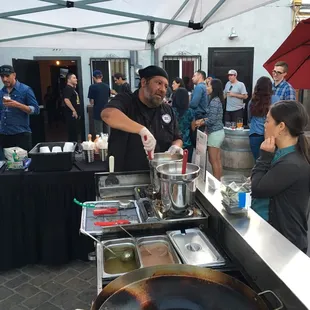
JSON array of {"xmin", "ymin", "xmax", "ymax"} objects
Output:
[{"xmin": 197, "ymin": 172, "xmax": 310, "ymax": 310}]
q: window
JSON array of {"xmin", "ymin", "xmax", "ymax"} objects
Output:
[
  {"xmin": 90, "ymin": 58, "xmax": 130, "ymax": 92},
  {"xmin": 162, "ymin": 55, "xmax": 201, "ymax": 91}
]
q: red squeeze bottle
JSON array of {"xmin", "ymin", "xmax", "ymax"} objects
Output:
[{"xmin": 144, "ymin": 135, "xmax": 153, "ymax": 160}]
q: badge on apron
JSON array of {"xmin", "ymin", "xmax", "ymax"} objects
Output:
[{"xmin": 162, "ymin": 114, "xmax": 171, "ymax": 124}]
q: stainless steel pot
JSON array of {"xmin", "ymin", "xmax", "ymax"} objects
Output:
[
  {"xmin": 149, "ymin": 153, "xmax": 183, "ymax": 194},
  {"xmin": 156, "ymin": 162, "xmax": 200, "ymax": 214}
]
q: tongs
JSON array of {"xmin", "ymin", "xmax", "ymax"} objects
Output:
[
  {"xmin": 74, "ymin": 198, "xmax": 118, "ymax": 216},
  {"xmin": 73, "ymin": 198, "xmax": 95, "ymax": 208},
  {"xmin": 94, "ymin": 219, "xmax": 131, "ymax": 226}
]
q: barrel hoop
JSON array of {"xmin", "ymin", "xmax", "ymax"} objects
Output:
[
  {"xmin": 224, "ymin": 135, "xmax": 250, "ymax": 140},
  {"xmin": 221, "ymin": 146, "xmax": 251, "ymax": 153},
  {"xmin": 222, "ymin": 166, "xmax": 253, "ymax": 172}
]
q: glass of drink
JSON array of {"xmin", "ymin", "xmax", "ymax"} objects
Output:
[
  {"xmin": 231, "ymin": 122, "xmax": 236, "ymax": 130},
  {"xmin": 225, "ymin": 122, "xmax": 231, "ymax": 128},
  {"xmin": 237, "ymin": 118, "xmax": 243, "ymax": 129},
  {"xmin": 2, "ymin": 93, "xmax": 11, "ymax": 112}
]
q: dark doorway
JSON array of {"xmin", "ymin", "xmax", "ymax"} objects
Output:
[
  {"xmin": 34, "ymin": 57, "xmax": 84, "ymax": 142},
  {"xmin": 12, "ymin": 58, "xmax": 45, "ymax": 147},
  {"xmin": 208, "ymin": 47, "xmax": 254, "ymax": 123}
]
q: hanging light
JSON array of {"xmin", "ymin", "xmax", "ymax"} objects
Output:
[
  {"xmin": 228, "ymin": 27, "xmax": 238, "ymax": 40},
  {"xmin": 56, "ymin": 60, "xmax": 60, "ymax": 65}
]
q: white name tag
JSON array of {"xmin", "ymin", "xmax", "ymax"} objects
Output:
[{"xmin": 162, "ymin": 114, "xmax": 171, "ymax": 124}]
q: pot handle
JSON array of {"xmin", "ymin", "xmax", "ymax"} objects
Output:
[{"xmin": 258, "ymin": 290, "xmax": 284, "ymax": 310}]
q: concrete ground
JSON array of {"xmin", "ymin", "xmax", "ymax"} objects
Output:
[{"xmin": 0, "ymin": 260, "xmax": 96, "ymax": 310}]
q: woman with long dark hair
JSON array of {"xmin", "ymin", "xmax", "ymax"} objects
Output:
[
  {"xmin": 251, "ymin": 100, "xmax": 310, "ymax": 252},
  {"xmin": 248, "ymin": 76, "xmax": 279, "ymax": 160},
  {"xmin": 171, "ymin": 77, "xmax": 195, "ymax": 161},
  {"xmin": 196, "ymin": 79, "xmax": 225, "ymax": 179}
]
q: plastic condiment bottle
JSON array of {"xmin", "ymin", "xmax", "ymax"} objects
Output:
[
  {"xmin": 94, "ymin": 134, "xmax": 100, "ymax": 154},
  {"xmin": 12, "ymin": 150, "xmax": 19, "ymax": 162}
]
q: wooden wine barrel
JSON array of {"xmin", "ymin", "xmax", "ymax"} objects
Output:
[{"xmin": 220, "ymin": 128, "xmax": 254, "ymax": 177}]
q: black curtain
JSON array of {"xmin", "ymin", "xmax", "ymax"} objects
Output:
[{"xmin": 0, "ymin": 170, "xmax": 96, "ymax": 271}]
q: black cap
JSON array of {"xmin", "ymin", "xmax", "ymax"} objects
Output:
[
  {"xmin": 0, "ymin": 65, "xmax": 15, "ymax": 75},
  {"xmin": 138, "ymin": 65, "xmax": 168, "ymax": 80}
]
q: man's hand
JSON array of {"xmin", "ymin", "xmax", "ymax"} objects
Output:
[
  {"xmin": 166, "ymin": 145, "xmax": 183, "ymax": 155},
  {"xmin": 3, "ymin": 99, "xmax": 19, "ymax": 108},
  {"xmin": 138, "ymin": 127, "xmax": 156, "ymax": 158},
  {"xmin": 260, "ymin": 136, "xmax": 276, "ymax": 153},
  {"xmin": 111, "ymin": 90, "xmax": 117, "ymax": 95},
  {"xmin": 227, "ymin": 92, "xmax": 236, "ymax": 97},
  {"xmin": 72, "ymin": 111, "xmax": 78, "ymax": 119}
]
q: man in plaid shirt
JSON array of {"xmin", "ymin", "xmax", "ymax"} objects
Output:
[{"xmin": 272, "ymin": 61, "xmax": 296, "ymax": 101}]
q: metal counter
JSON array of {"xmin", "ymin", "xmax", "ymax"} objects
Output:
[{"xmin": 197, "ymin": 172, "xmax": 310, "ymax": 310}]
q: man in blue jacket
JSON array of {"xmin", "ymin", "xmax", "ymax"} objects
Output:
[
  {"xmin": 190, "ymin": 70, "xmax": 208, "ymax": 146},
  {"xmin": 190, "ymin": 70, "xmax": 208, "ymax": 120},
  {"xmin": 0, "ymin": 65, "xmax": 39, "ymax": 158}
]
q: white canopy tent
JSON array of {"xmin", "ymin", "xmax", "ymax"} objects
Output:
[{"xmin": 0, "ymin": 0, "xmax": 276, "ymax": 55}]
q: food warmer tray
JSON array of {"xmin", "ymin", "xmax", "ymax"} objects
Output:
[
  {"xmin": 136, "ymin": 235, "xmax": 182, "ymax": 266},
  {"xmin": 167, "ymin": 228, "xmax": 225, "ymax": 267},
  {"xmin": 80, "ymin": 200, "xmax": 143, "ymax": 236}
]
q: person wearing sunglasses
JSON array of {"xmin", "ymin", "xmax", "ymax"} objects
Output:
[
  {"xmin": 223, "ymin": 69, "xmax": 248, "ymax": 123},
  {"xmin": 0, "ymin": 65, "xmax": 39, "ymax": 159},
  {"xmin": 272, "ymin": 61, "xmax": 296, "ymax": 101}
]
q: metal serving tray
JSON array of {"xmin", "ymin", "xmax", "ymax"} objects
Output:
[
  {"xmin": 95, "ymin": 172, "xmax": 150, "ymax": 200},
  {"xmin": 166, "ymin": 228, "xmax": 225, "ymax": 267},
  {"xmin": 136, "ymin": 235, "xmax": 181, "ymax": 267},
  {"xmin": 80, "ymin": 200, "xmax": 143, "ymax": 236},
  {"xmin": 101, "ymin": 238, "xmax": 142, "ymax": 280}
]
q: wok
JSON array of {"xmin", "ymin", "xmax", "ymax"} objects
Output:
[{"xmin": 91, "ymin": 264, "xmax": 283, "ymax": 310}]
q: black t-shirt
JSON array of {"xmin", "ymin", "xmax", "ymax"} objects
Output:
[
  {"xmin": 63, "ymin": 85, "xmax": 80, "ymax": 116},
  {"xmin": 119, "ymin": 82, "xmax": 132, "ymax": 94},
  {"xmin": 105, "ymin": 90, "xmax": 182, "ymax": 172},
  {"xmin": 88, "ymin": 82, "xmax": 110, "ymax": 120}
]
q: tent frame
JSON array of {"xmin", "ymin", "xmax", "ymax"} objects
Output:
[{"xmin": 0, "ymin": 0, "xmax": 226, "ymax": 63}]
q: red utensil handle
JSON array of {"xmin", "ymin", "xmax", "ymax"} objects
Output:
[
  {"xmin": 94, "ymin": 220, "xmax": 131, "ymax": 226},
  {"xmin": 93, "ymin": 208, "xmax": 118, "ymax": 216},
  {"xmin": 144, "ymin": 135, "xmax": 153, "ymax": 160},
  {"xmin": 182, "ymin": 149, "xmax": 188, "ymax": 174}
]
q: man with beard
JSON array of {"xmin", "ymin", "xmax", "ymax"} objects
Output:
[
  {"xmin": 102, "ymin": 65, "xmax": 183, "ymax": 172},
  {"xmin": 0, "ymin": 65, "xmax": 39, "ymax": 156}
]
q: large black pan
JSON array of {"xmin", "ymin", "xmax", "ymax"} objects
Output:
[{"xmin": 91, "ymin": 265, "xmax": 283, "ymax": 310}]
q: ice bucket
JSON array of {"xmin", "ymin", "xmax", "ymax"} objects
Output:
[
  {"xmin": 156, "ymin": 162, "xmax": 200, "ymax": 214},
  {"xmin": 149, "ymin": 153, "xmax": 183, "ymax": 194}
]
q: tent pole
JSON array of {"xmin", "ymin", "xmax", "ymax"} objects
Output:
[
  {"xmin": 40, "ymin": 0, "xmax": 109, "ymax": 5},
  {"xmin": 80, "ymin": 20, "xmax": 144, "ymax": 30},
  {"xmin": 156, "ymin": 0, "xmax": 189, "ymax": 40},
  {"xmin": 0, "ymin": 30, "xmax": 68, "ymax": 43},
  {"xmin": 150, "ymin": 44, "xmax": 155, "ymax": 65},
  {"xmin": 201, "ymin": 0, "xmax": 226, "ymax": 25},
  {"xmin": 148, "ymin": 21, "xmax": 156, "ymax": 65},
  {"xmin": 190, "ymin": 0, "xmax": 200, "ymax": 21},
  {"xmin": 79, "ymin": 29, "xmax": 146, "ymax": 42}
]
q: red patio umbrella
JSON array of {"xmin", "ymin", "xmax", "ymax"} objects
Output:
[{"xmin": 263, "ymin": 17, "xmax": 310, "ymax": 90}]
